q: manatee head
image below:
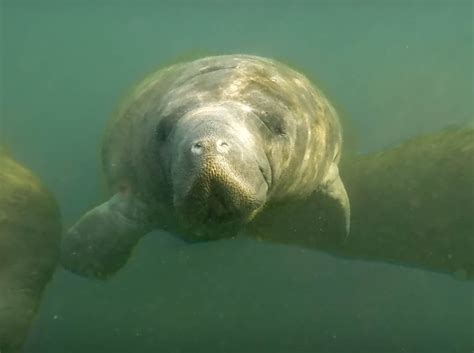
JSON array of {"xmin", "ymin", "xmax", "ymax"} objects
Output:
[{"xmin": 158, "ymin": 102, "xmax": 271, "ymax": 236}]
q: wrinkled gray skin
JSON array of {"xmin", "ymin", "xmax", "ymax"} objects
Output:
[{"xmin": 61, "ymin": 55, "xmax": 349, "ymax": 279}]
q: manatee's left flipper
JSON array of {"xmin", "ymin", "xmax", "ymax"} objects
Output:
[
  {"xmin": 245, "ymin": 164, "xmax": 350, "ymax": 251},
  {"xmin": 321, "ymin": 163, "xmax": 351, "ymax": 235},
  {"xmin": 60, "ymin": 193, "xmax": 153, "ymax": 279}
]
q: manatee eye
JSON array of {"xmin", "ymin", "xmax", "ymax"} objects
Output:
[
  {"xmin": 156, "ymin": 118, "xmax": 173, "ymax": 142},
  {"xmin": 274, "ymin": 126, "xmax": 286, "ymax": 136},
  {"xmin": 156, "ymin": 126, "xmax": 167, "ymax": 142},
  {"xmin": 270, "ymin": 121, "xmax": 287, "ymax": 137},
  {"xmin": 259, "ymin": 110, "xmax": 287, "ymax": 137}
]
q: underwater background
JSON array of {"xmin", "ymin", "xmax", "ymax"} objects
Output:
[{"xmin": 1, "ymin": 0, "xmax": 473, "ymax": 352}]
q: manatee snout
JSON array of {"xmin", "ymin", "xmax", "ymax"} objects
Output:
[
  {"xmin": 169, "ymin": 106, "xmax": 270, "ymax": 227},
  {"xmin": 174, "ymin": 154, "xmax": 267, "ymax": 225}
]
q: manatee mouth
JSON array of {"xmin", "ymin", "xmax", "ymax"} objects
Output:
[
  {"xmin": 176, "ymin": 180, "xmax": 266, "ymax": 228},
  {"xmin": 205, "ymin": 192, "xmax": 237, "ymax": 223},
  {"xmin": 173, "ymin": 160, "xmax": 268, "ymax": 229}
]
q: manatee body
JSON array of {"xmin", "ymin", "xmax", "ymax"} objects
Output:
[
  {"xmin": 249, "ymin": 127, "xmax": 474, "ymax": 279},
  {"xmin": 61, "ymin": 55, "xmax": 350, "ymax": 279},
  {"xmin": 0, "ymin": 151, "xmax": 61, "ymax": 353},
  {"xmin": 341, "ymin": 127, "xmax": 474, "ymax": 279}
]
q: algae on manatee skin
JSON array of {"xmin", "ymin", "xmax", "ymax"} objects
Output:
[{"xmin": 0, "ymin": 151, "xmax": 62, "ymax": 353}]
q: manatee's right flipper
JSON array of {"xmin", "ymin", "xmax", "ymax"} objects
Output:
[{"xmin": 60, "ymin": 193, "xmax": 153, "ymax": 279}]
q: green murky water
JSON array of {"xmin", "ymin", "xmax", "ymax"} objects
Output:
[{"xmin": 1, "ymin": 1, "xmax": 473, "ymax": 352}]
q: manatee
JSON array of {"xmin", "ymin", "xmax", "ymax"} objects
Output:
[
  {"xmin": 0, "ymin": 150, "xmax": 61, "ymax": 353},
  {"xmin": 61, "ymin": 55, "xmax": 350, "ymax": 279},
  {"xmin": 60, "ymin": 55, "xmax": 473, "ymax": 281},
  {"xmin": 249, "ymin": 127, "xmax": 474, "ymax": 279}
]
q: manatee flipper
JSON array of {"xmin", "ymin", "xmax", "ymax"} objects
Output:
[
  {"xmin": 321, "ymin": 163, "xmax": 351, "ymax": 235},
  {"xmin": 247, "ymin": 163, "xmax": 351, "ymax": 249},
  {"xmin": 60, "ymin": 192, "xmax": 152, "ymax": 279}
]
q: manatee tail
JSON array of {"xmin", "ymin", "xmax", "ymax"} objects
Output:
[{"xmin": 60, "ymin": 193, "xmax": 152, "ymax": 279}]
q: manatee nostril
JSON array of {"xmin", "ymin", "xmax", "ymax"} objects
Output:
[
  {"xmin": 191, "ymin": 139, "xmax": 229, "ymax": 155},
  {"xmin": 191, "ymin": 142, "xmax": 204, "ymax": 155},
  {"xmin": 216, "ymin": 139, "xmax": 230, "ymax": 153}
]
